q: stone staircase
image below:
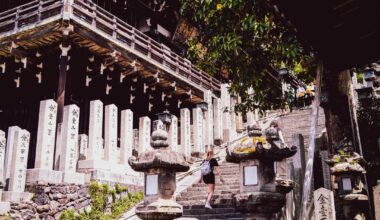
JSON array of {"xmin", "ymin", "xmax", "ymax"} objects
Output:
[
  {"xmin": 177, "ymin": 162, "xmax": 244, "ymax": 220},
  {"xmin": 277, "ymin": 108, "xmax": 325, "ymax": 147}
]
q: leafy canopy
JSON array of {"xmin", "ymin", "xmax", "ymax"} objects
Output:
[{"xmin": 180, "ymin": 0, "xmax": 313, "ymax": 112}]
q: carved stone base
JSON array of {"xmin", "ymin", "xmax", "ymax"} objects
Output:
[
  {"xmin": 136, "ymin": 198, "xmax": 183, "ymax": 220},
  {"xmin": 2, "ymin": 191, "xmax": 32, "ymax": 202},
  {"xmin": 233, "ymin": 192, "xmax": 286, "ymax": 214},
  {"xmin": 77, "ymin": 159, "xmax": 111, "ymax": 170},
  {"xmin": 244, "ymin": 213, "xmax": 272, "ymax": 220},
  {"xmin": 81, "ymin": 169, "xmax": 143, "ymax": 186},
  {"xmin": 62, "ymin": 172, "xmax": 85, "ymax": 184},
  {"xmin": 26, "ymin": 169, "xmax": 63, "ymax": 184}
]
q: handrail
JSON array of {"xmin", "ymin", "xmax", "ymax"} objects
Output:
[{"xmin": 0, "ymin": 0, "xmax": 221, "ymax": 93}]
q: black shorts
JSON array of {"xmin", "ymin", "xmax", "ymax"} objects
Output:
[{"xmin": 203, "ymin": 173, "xmax": 215, "ymax": 184}]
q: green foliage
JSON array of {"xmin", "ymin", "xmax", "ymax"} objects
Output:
[
  {"xmin": 357, "ymin": 97, "xmax": 380, "ymax": 187},
  {"xmin": 59, "ymin": 182, "xmax": 143, "ymax": 220},
  {"xmin": 180, "ymin": 0, "xmax": 314, "ymax": 111}
]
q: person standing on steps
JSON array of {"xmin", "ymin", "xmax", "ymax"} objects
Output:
[
  {"xmin": 265, "ymin": 120, "xmax": 289, "ymax": 180},
  {"xmin": 199, "ymin": 148, "xmax": 224, "ymax": 209}
]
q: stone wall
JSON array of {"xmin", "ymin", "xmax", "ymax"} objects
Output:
[{"xmin": 7, "ymin": 183, "xmax": 142, "ymax": 220}]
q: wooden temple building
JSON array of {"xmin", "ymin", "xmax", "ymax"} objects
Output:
[{"xmin": 0, "ymin": 0, "xmax": 251, "ymax": 201}]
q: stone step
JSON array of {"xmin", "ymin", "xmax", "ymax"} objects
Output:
[
  {"xmin": 182, "ymin": 212, "xmax": 244, "ymax": 220},
  {"xmin": 183, "ymin": 207, "xmax": 237, "ymax": 215},
  {"xmin": 177, "ymin": 194, "xmax": 233, "ymax": 202},
  {"xmin": 180, "ymin": 189, "xmax": 239, "ymax": 197},
  {"xmin": 185, "ymin": 185, "xmax": 240, "ymax": 192},
  {"xmin": 178, "ymin": 198, "xmax": 234, "ymax": 206},
  {"xmin": 191, "ymin": 181, "xmax": 239, "ymax": 188}
]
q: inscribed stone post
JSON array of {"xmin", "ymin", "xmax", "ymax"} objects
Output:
[
  {"xmin": 88, "ymin": 100, "xmax": 103, "ymax": 160},
  {"xmin": 230, "ymin": 96, "xmax": 237, "ymax": 139},
  {"xmin": 104, "ymin": 104, "xmax": 118, "ymax": 161},
  {"xmin": 4, "ymin": 126, "xmax": 21, "ymax": 188},
  {"xmin": 0, "ymin": 130, "xmax": 6, "ymax": 185},
  {"xmin": 26, "ymin": 100, "xmax": 63, "ymax": 184},
  {"xmin": 35, "ymin": 99, "xmax": 57, "ymax": 169},
  {"xmin": 373, "ymin": 181, "xmax": 380, "ymax": 220},
  {"xmin": 78, "ymin": 134, "xmax": 88, "ymax": 160},
  {"xmin": 192, "ymin": 107, "xmax": 203, "ymax": 153},
  {"xmin": 204, "ymin": 90, "xmax": 214, "ymax": 147},
  {"xmin": 8, "ymin": 129, "xmax": 30, "ymax": 192},
  {"xmin": 59, "ymin": 104, "xmax": 80, "ymax": 172},
  {"xmin": 59, "ymin": 105, "xmax": 84, "ymax": 184},
  {"xmin": 313, "ymin": 187, "xmax": 336, "ymax": 220},
  {"xmin": 168, "ymin": 116, "xmax": 178, "ymax": 152},
  {"xmin": 213, "ymin": 98, "xmax": 222, "ymax": 141},
  {"xmin": 138, "ymin": 117, "xmax": 151, "ymax": 152},
  {"xmin": 180, "ymin": 108, "xmax": 191, "ymax": 157},
  {"xmin": 221, "ymin": 84, "xmax": 231, "ymax": 142},
  {"xmin": 120, "ymin": 109, "xmax": 133, "ymax": 164}
]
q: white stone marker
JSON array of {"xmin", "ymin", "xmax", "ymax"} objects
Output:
[
  {"xmin": 168, "ymin": 116, "xmax": 178, "ymax": 152},
  {"xmin": 35, "ymin": 99, "xmax": 57, "ymax": 169},
  {"xmin": 221, "ymin": 84, "xmax": 232, "ymax": 142},
  {"xmin": 104, "ymin": 104, "xmax": 118, "ymax": 161},
  {"xmin": 374, "ymin": 181, "xmax": 380, "ymax": 220},
  {"xmin": 120, "ymin": 109, "xmax": 133, "ymax": 164},
  {"xmin": 204, "ymin": 90, "xmax": 214, "ymax": 147},
  {"xmin": 88, "ymin": 100, "xmax": 103, "ymax": 160},
  {"xmin": 180, "ymin": 108, "xmax": 191, "ymax": 157},
  {"xmin": 213, "ymin": 98, "xmax": 223, "ymax": 141},
  {"xmin": 230, "ymin": 96, "xmax": 238, "ymax": 139},
  {"xmin": 0, "ymin": 130, "xmax": 6, "ymax": 185},
  {"xmin": 78, "ymin": 134, "xmax": 88, "ymax": 160},
  {"xmin": 4, "ymin": 126, "xmax": 21, "ymax": 188},
  {"xmin": 313, "ymin": 187, "xmax": 336, "ymax": 220},
  {"xmin": 27, "ymin": 99, "xmax": 63, "ymax": 184},
  {"xmin": 138, "ymin": 117, "xmax": 151, "ymax": 152},
  {"xmin": 192, "ymin": 107, "xmax": 203, "ymax": 153},
  {"xmin": 59, "ymin": 104, "xmax": 85, "ymax": 184},
  {"xmin": 8, "ymin": 129, "xmax": 30, "ymax": 194}
]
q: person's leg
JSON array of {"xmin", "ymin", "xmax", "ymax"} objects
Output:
[{"xmin": 205, "ymin": 184, "xmax": 215, "ymax": 208}]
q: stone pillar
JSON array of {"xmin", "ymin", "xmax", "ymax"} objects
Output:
[
  {"xmin": 27, "ymin": 99, "xmax": 63, "ymax": 184},
  {"xmin": 213, "ymin": 98, "xmax": 223, "ymax": 143},
  {"xmin": 3, "ymin": 129, "xmax": 31, "ymax": 202},
  {"xmin": 120, "ymin": 109, "xmax": 133, "ymax": 164},
  {"xmin": 59, "ymin": 104, "xmax": 85, "ymax": 184},
  {"xmin": 313, "ymin": 188, "xmax": 336, "ymax": 220},
  {"xmin": 0, "ymin": 130, "xmax": 6, "ymax": 185},
  {"xmin": 88, "ymin": 100, "xmax": 103, "ymax": 160},
  {"xmin": 204, "ymin": 90, "xmax": 214, "ymax": 147},
  {"xmin": 138, "ymin": 116, "xmax": 151, "ymax": 153},
  {"xmin": 180, "ymin": 108, "xmax": 191, "ymax": 157},
  {"xmin": 291, "ymin": 134, "xmax": 306, "ymax": 220},
  {"xmin": 221, "ymin": 84, "xmax": 232, "ymax": 142},
  {"xmin": 373, "ymin": 181, "xmax": 380, "ymax": 220},
  {"xmin": 4, "ymin": 126, "xmax": 21, "ymax": 189},
  {"xmin": 168, "ymin": 115, "xmax": 178, "ymax": 152},
  {"xmin": 230, "ymin": 96, "xmax": 237, "ymax": 139},
  {"xmin": 104, "ymin": 104, "xmax": 118, "ymax": 162},
  {"xmin": 192, "ymin": 107, "xmax": 203, "ymax": 153},
  {"xmin": 78, "ymin": 134, "xmax": 88, "ymax": 160}
]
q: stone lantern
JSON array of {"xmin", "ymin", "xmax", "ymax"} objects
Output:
[
  {"xmin": 128, "ymin": 126, "xmax": 190, "ymax": 220},
  {"xmin": 325, "ymin": 140, "xmax": 368, "ymax": 219},
  {"xmin": 226, "ymin": 124, "xmax": 297, "ymax": 220}
]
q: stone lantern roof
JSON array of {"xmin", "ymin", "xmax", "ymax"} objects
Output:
[{"xmin": 128, "ymin": 129, "xmax": 190, "ymax": 172}]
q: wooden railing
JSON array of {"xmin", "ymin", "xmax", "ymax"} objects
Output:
[{"xmin": 0, "ymin": 0, "xmax": 221, "ymax": 93}]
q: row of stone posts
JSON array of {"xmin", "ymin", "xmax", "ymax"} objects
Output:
[{"xmin": 0, "ymin": 84, "xmax": 244, "ymax": 204}]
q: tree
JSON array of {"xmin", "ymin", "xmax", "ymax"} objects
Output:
[{"xmin": 180, "ymin": 0, "xmax": 314, "ymax": 112}]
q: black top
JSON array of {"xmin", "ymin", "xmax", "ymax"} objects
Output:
[{"xmin": 202, "ymin": 158, "xmax": 219, "ymax": 184}]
